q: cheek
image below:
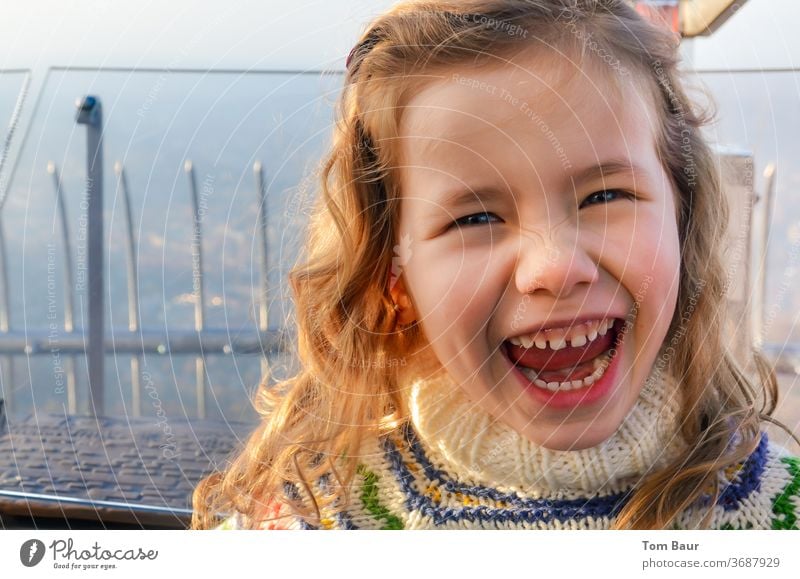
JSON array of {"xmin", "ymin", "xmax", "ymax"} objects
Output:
[
  {"xmin": 630, "ymin": 217, "xmax": 682, "ymax": 329},
  {"xmin": 406, "ymin": 247, "xmax": 498, "ymax": 343},
  {"xmin": 594, "ymin": 209, "xmax": 681, "ymax": 323}
]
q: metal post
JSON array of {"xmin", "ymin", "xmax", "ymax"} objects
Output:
[
  {"xmin": 185, "ymin": 160, "xmax": 206, "ymax": 419},
  {"xmin": 115, "ymin": 162, "xmax": 142, "ymax": 417},
  {"xmin": 47, "ymin": 162, "xmax": 78, "ymax": 413},
  {"xmin": 75, "ymin": 95, "xmax": 104, "ymax": 416},
  {"xmin": 755, "ymin": 163, "xmax": 777, "ymax": 348},
  {"xmin": 0, "ymin": 217, "xmax": 12, "ymax": 415},
  {"xmin": 254, "ymin": 161, "xmax": 269, "ymax": 380}
]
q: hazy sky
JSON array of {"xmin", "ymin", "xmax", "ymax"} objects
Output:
[
  {"xmin": 0, "ymin": 0, "xmax": 397, "ymax": 71},
  {"xmin": 0, "ymin": 0, "xmax": 798, "ymax": 72},
  {"xmin": 685, "ymin": 0, "xmax": 800, "ymax": 70}
]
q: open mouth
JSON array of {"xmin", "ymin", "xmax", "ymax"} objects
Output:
[{"xmin": 503, "ymin": 319, "xmax": 625, "ymax": 393}]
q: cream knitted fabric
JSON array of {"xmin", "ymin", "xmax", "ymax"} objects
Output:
[
  {"xmin": 218, "ymin": 364, "xmax": 800, "ymax": 529},
  {"xmin": 407, "ymin": 366, "xmax": 688, "ymax": 498}
]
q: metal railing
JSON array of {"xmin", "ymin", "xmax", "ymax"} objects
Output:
[{"xmin": 0, "ymin": 95, "xmax": 284, "ymax": 418}]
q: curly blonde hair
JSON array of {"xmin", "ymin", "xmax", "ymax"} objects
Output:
[{"xmin": 193, "ymin": 0, "xmax": 793, "ymax": 530}]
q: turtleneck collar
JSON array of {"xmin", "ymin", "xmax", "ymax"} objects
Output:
[{"xmin": 406, "ymin": 365, "xmax": 687, "ymax": 498}]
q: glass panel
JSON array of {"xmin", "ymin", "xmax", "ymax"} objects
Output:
[
  {"xmin": 695, "ymin": 70, "xmax": 800, "ymax": 344},
  {"xmin": 3, "ymin": 69, "xmax": 341, "ymax": 419},
  {"xmin": 694, "ymin": 69, "xmax": 800, "ymax": 438}
]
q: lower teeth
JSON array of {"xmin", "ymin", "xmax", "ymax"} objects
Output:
[{"xmin": 518, "ymin": 349, "xmax": 613, "ymax": 392}]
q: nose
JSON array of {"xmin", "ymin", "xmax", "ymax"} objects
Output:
[{"xmin": 514, "ymin": 224, "xmax": 599, "ymax": 298}]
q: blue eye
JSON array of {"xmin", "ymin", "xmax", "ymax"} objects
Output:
[
  {"xmin": 450, "ymin": 212, "xmax": 501, "ymax": 229},
  {"xmin": 447, "ymin": 191, "xmax": 631, "ymax": 231},
  {"xmin": 580, "ymin": 189, "xmax": 633, "ymax": 208}
]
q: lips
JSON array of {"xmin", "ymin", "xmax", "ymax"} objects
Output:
[{"xmin": 504, "ymin": 319, "xmax": 619, "ymax": 372}]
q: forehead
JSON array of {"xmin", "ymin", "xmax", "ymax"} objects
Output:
[{"xmin": 396, "ymin": 48, "xmax": 661, "ymax": 187}]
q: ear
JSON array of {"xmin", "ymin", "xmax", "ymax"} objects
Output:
[{"xmin": 388, "ymin": 272, "xmax": 417, "ymax": 326}]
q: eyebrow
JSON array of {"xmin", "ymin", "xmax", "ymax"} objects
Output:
[
  {"xmin": 569, "ymin": 159, "xmax": 642, "ymax": 189},
  {"xmin": 436, "ymin": 159, "xmax": 642, "ymax": 208},
  {"xmin": 437, "ymin": 186, "xmax": 505, "ymax": 209}
]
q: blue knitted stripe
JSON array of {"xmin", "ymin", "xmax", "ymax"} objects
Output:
[
  {"xmin": 378, "ymin": 422, "xmax": 630, "ymax": 526},
  {"xmin": 282, "ymin": 481, "xmax": 319, "ymax": 529},
  {"xmin": 298, "ymin": 518, "xmax": 318, "ymax": 530},
  {"xmin": 336, "ymin": 510, "xmax": 359, "ymax": 530},
  {"xmin": 398, "ymin": 420, "xmax": 629, "ymax": 508},
  {"xmin": 716, "ymin": 432, "xmax": 769, "ymax": 511},
  {"xmin": 331, "ymin": 425, "xmax": 770, "ymax": 528},
  {"xmin": 376, "ymin": 421, "xmax": 769, "ymax": 526}
]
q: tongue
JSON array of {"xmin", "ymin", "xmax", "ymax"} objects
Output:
[{"xmin": 505, "ymin": 324, "xmax": 615, "ymax": 382}]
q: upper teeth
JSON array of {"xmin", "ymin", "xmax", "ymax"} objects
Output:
[{"xmin": 509, "ymin": 318, "xmax": 615, "ymax": 350}]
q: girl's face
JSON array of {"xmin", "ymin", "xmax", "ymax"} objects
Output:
[{"xmin": 393, "ymin": 52, "xmax": 681, "ymax": 450}]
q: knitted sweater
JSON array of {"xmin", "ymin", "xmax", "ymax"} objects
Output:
[{"xmin": 218, "ymin": 369, "xmax": 800, "ymax": 530}]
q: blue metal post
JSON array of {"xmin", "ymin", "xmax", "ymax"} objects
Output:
[
  {"xmin": 47, "ymin": 162, "xmax": 78, "ymax": 413},
  {"xmin": 75, "ymin": 96, "xmax": 104, "ymax": 416},
  {"xmin": 115, "ymin": 162, "xmax": 142, "ymax": 417},
  {"xmin": 185, "ymin": 160, "xmax": 206, "ymax": 419},
  {"xmin": 254, "ymin": 161, "xmax": 269, "ymax": 380}
]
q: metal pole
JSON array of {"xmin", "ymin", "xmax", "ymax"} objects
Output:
[
  {"xmin": 0, "ymin": 217, "xmax": 12, "ymax": 415},
  {"xmin": 75, "ymin": 95, "xmax": 104, "ymax": 416},
  {"xmin": 115, "ymin": 161, "xmax": 142, "ymax": 417},
  {"xmin": 254, "ymin": 161, "xmax": 269, "ymax": 380},
  {"xmin": 755, "ymin": 163, "xmax": 777, "ymax": 348},
  {"xmin": 0, "ymin": 328, "xmax": 282, "ymax": 355},
  {"xmin": 185, "ymin": 160, "xmax": 206, "ymax": 419},
  {"xmin": 47, "ymin": 162, "xmax": 78, "ymax": 413}
]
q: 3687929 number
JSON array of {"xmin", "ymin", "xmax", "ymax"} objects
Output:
[{"xmin": 729, "ymin": 557, "xmax": 780, "ymax": 568}]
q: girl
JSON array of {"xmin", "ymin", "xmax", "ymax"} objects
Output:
[{"xmin": 193, "ymin": 0, "xmax": 800, "ymax": 530}]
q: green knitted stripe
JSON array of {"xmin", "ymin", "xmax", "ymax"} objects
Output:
[
  {"xmin": 771, "ymin": 457, "xmax": 800, "ymax": 530},
  {"xmin": 719, "ymin": 521, "xmax": 754, "ymax": 530},
  {"xmin": 356, "ymin": 464, "xmax": 405, "ymax": 530}
]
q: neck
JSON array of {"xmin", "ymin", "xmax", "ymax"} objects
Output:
[{"xmin": 405, "ymin": 366, "xmax": 687, "ymax": 497}]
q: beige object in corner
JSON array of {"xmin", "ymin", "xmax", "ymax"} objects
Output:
[{"xmin": 681, "ymin": 0, "xmax": 749, "ymax": 37}]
